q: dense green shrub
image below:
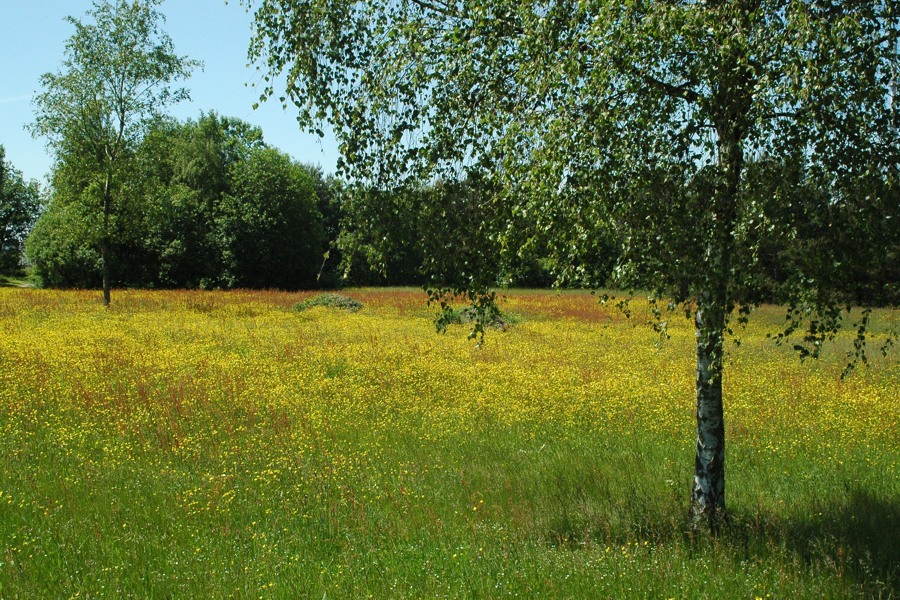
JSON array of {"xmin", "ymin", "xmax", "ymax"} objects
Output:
[{"xmin": 26, "ymin": 203, "xmax": 101, "ymax": 288}]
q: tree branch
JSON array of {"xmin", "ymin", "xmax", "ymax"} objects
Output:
[
  {"xmin": 408, "ymin": 0, "xmax": 459, "ymax": 19},
  {"xmin": 639, "ymin": 71, "xmax": 701, "ymax": 104}
]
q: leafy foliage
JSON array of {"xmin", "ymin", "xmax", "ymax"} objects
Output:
[
  {"xmin": 218, "ymin": 147, "xmax": 323, "ymax": 290},
  {"xmin": 26, "ymin": 201, "xmax": 101, "ymax": 288},
  {"xmin": 0, "ymin": 147, "xmax": 41, "ymax": 273},
  {"xmin": 248, "ymin": 0, "xmax": 898, "ymax": 326},
  {"xmin": 140, "ymin": 113, "xmax": 267, "ymax": 288},
  {"xmin": 28, "ymin": 114, "xmax": 327, "ymax": 291}
]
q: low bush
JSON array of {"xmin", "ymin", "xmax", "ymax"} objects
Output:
[
  {"xmin": 441, "ymin": 305, "xmax": 518, "ymax": 330},
  {"xmin": 292, "ymin": 293, "xmax": 363, "ymax": 312}
]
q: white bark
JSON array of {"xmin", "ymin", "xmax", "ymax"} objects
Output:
[{"xmin": 691, "ymin": 301, "xmax": 726, "ymax": 529}]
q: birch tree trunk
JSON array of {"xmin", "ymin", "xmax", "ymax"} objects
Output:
[
  {"xmin": 690, "ymin": 89, "xmax": 744, "ymax": 528},
  {"xmin": 691, "ymin": 296, "xmax": 726, "ymax": 529}
]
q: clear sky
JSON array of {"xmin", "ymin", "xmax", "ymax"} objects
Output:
[{"xmin": 0, "ymin": 0, "xmax": 339, "ymax": 185}]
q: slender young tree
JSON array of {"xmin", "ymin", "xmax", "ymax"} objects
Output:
[
  {"xmin": 247, "ymin": 0, "xmax": 898, "ymax": 528},
  {"xmin": 30, "ymin": 0, "xmax": 199, "ymax": 306}
]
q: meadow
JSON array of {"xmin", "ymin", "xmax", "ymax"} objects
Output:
[{"xmin": 0, "ymin": 288, "xmax": 896, "ymax": 598}]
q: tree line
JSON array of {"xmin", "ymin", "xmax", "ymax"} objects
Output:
[
  {"xmin": 10, "ymin": 0, "xmax": 896, "ymax": 311},
  {"xmin": 7, "ymin": 131, "xmax": 900, "ymax": 305},
  {"xmin": 26, "ymin": 113, "xmax": 329, "ymax": 291},
  {"xmin": 16, "ymin": 138, "xmax": 899, "ymax": 308},
  {"xmin": 0, "ymin": 146, "xmax": 40, "ymax": 276}
]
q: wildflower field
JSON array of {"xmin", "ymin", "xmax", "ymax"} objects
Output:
[{"xmin": 0, "ymin": 288, "xmax": 897, "ymax": 598}]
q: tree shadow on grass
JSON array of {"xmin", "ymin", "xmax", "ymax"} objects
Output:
[
  {"xmin": 724, "ymin": 488, "xmax": 899, "ymax": 595},
  {"xmin": 539, "ymin": 483, "xmax": 898, "ymax": 595},
  {"xmin": 786, "ymin": 488, "xmax": 898, "ymax": 593}
]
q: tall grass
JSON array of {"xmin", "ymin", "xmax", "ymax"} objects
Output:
[{"xmin": 0, "ymin": 288, "xmax": 896, "ymax": 598}]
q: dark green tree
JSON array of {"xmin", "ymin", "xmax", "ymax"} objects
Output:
[
  {"xmin": 248, "ymin": 0, "xmax": 899, "ymax": 527},
  {"xmin": 28, "ymin": 113, "xmax": 328, "ymax": 291},
  {"xmin": 29, "ymin": 0, "xmax": 198, "ymax": 305},
  {"xmin": 25, "ymin": 200, "xmax": 102, "ymax": 288},
  {"xmin": 140, "ymin": 113, "xmax": 266, "ymax": 288},
  {"xmin": 335, "ymin": 184, "xmax": 426, "ymax": 286},
  {"xmin": 0, "ymin": 147, "xmax": 41, "ymax": 274},
  {"xmin": 218, "ymin": 147, "xmax": 323, "ymax": 290}
]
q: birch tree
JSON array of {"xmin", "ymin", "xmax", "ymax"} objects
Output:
[
  {"xmin": 246, "ymin": 0, "xmax": 899, "ymax": 528},
  {"xmin": 30, "ymin": 0, "xmax": 199, "ymax": 306}
]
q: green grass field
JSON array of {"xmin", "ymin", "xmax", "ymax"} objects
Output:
[{"xmin": 0, "ymin": 288, "xmax": 896, "ymax": 598}]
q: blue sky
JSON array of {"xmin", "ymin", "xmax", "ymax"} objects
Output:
[{"xmin": 0, "ymin": 0, "xmax": 339, "ymax": 185}]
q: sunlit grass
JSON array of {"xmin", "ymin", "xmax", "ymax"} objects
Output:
[{"xmin": 0, "ymin": 288, "xmax": 896, "ymax": 597}]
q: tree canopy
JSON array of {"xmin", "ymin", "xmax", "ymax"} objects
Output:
[{"xmin": 248, "ymin": 0, "xmax": 899, "ymax": 526}]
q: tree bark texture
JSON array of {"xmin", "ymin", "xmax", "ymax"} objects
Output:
[
  {"xmin": 101, "ymin": 173, "xmax": 112, "ymax": 307},
  {"xmin": 691, "ymin": 298, "xmax": 726, "ymax": 529}
]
